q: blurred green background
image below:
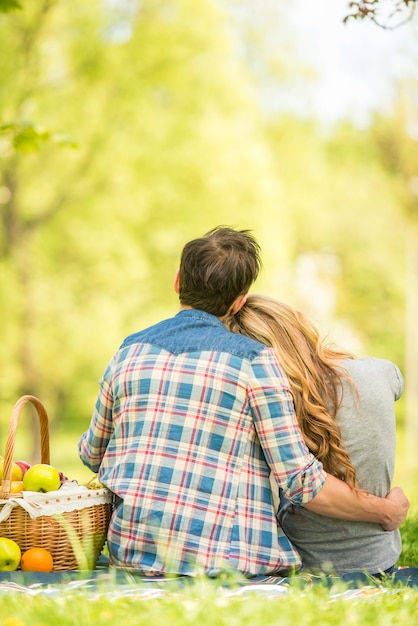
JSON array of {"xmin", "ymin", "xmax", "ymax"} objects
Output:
[{"xmin": 1, "ymin": 0, "xmax": 417, "ymax": 501}]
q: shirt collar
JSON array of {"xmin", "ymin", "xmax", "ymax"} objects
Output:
[{"xmin": 175, "ymin": 308, "xmax": 225, "ymax": 328}]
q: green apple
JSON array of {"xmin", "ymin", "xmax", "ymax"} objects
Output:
[
  {"xmin": 0, "ymin": 537, "xmax": 21, "ymax": 571},
  {"xmin": 23, "ymin": 463, "xmax": 61, "ymax": 493},
  {"xmin": 0, "ymin": 460, "xmax": 23, "ymax": 481}
]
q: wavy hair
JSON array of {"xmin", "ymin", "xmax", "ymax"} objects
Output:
[{"xmin": 226, "ymin": 294, "xmax": 359, "ymax": 488}]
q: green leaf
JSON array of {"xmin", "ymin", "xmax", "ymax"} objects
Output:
[
  {"xmin": 13, "ymin": 125, "xmax": 50, "ymax": 153},
  {"xmin": 0, "ymin": 122, "xmax": 78, "ymax": 152},
  {"xmin": 0, "ymin": 0, "xmax": 22, "ymax": 13}
]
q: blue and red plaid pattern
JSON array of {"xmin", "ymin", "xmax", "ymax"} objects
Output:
[{"xmin": 79, "ymin": 310, "xmax": 326, "ymax": 576}]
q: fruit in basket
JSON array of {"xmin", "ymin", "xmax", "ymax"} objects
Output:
[
  {"xmin": 58, "ymin": 471, "xmax": 69, "ymax": 483},
  {"xmin": 10, "ymin": 480, "xmax": 24, "ymax": 493},
  {"xmin": 0, "ymin": 537, "xmax": 21, "ymax": 571},
  {"xmin": 15, "ymin": 460, "xmax": 31, "ymax": 476},
  {"xmin": 0, "ymin": 460, "xmax": 23, "ymax": 481},
  {"xmin": 22, "ymin": 463, "xmax": 60, "ymax": 492},
  {"xmin": 84, "ymin": 474, "xmax": 104, "ymax": 489},
  {"xmin": 20, "ymin": 547, "xmax": 54, "ymax": 572}
]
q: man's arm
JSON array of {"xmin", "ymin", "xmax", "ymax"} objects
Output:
[
  {"xmin": 78, "ymin": 363, "xmax": 115, "ymax": 472},
  {"xmin": 304, "ymin": 474, "xmax": 409, "ymax": 531}
]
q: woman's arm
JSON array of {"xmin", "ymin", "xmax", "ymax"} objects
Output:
[{"xmin": 304, "ymin": 474, "xmax": 409, "ymax": 531}]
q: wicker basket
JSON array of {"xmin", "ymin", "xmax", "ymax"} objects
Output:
[{"xmin": 0, "ymin": 395, "xmax": 113, "ymax": 571}]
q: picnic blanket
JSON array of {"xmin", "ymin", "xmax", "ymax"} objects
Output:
[{"xmin": 0, "ymin": 557, "xmax": 417, "ymax": 600}]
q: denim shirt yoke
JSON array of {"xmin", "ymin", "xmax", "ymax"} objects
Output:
[{"xmin": 120, "ymin": 309, "xmax": 265, "ymax": 360}]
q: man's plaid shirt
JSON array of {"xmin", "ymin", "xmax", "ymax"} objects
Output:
[{"xmin": 79, "ymin": 309, "xmax": 326, "ymax": 576}]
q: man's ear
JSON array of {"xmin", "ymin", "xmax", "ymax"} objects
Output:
[
  {"xmin": 174, "ymin": 269, "xmax": 180, "ymax": 295},
  {"xmin": 230, "ymin": 293, "xmax": 248, "ymax": 315}
]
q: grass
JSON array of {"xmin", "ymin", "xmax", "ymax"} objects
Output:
[
  {"xmin": 0, "ymin": 574, "xmax": 417, "ymax": 626},
  {"xmin": 398, "ymin": 513, "xmax": 418, "ymax": 566}
]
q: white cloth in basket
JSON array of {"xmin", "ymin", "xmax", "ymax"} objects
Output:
[{"xmin": 0, "ymin": 482, "xmax": 113, "ymax": 522}]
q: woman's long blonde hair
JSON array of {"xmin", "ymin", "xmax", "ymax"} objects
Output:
[{"xmin": 226, "ymin": 294, "xmax": 359, "ymax": 488}]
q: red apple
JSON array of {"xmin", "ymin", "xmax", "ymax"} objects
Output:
[
  {"xmin": 23, "ymin": 463, "xmax": 61, "ymax": 493},
  {"xmin": 58, "ymin": 471, "xmax": 69, "ymax": 483},
  {"xmin": 15, "ymin": 460, "xmax": 31, "ymax": 477}
]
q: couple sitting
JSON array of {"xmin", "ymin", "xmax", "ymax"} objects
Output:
[{"xmin": 79, "ymin": 226, "xmax": 408, "ymax": 578}]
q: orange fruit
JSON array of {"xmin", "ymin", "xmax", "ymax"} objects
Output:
[{"xmin": 20, "ymin": 547, "xmax": 54, "ymax": 572}]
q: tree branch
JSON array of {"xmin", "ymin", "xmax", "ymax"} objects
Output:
[{"xmin": 344, "ymin": 0, "xmax": 417, "ymax": 28}]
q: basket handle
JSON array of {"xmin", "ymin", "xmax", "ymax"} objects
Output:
[{"xmin": 0, "ymin": 395, "xmax": 50, "ymax": 497}]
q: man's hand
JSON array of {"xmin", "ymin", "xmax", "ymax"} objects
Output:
[{"xmin": 381, "ymin": 486, "xmax": 410, "ymax": 531}]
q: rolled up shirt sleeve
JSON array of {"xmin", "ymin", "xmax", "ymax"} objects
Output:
[{"xmin": 247, "ymin": 349, "xmax": 327, "ymax": 506}]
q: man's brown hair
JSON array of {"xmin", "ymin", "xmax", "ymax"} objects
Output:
[{"xmin": 179, "ymin": 226, "xmax": 262, "ymax": 317}]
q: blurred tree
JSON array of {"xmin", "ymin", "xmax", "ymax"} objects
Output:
[
  {"xmin": 369, "ymin": 89, "xmax": 418, "ymax": 466},
  {"xmin": 263, "ymin": 114, "xmax": 405, "ymax": 365},
  {"xmin": 0, "ymin": 0, "xmax": 290, "ymax": 450},
  {"xmin": 2, "ymin": 0, "xmax": 411, "ymax": 467},
  {"xmin": 0, "ymin": 0, "xmax": 22, "ymax": 12}
]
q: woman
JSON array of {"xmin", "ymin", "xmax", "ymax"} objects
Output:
[{"xmin": 226, "ymin": 294, "xmax": 403, "ymax": 576}]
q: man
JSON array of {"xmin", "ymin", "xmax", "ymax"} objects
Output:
[{"xmin": 79, "ymin": 226, "xmax": 409, "ymax": 576}]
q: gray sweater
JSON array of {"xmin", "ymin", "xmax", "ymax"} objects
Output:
[{"xmin": 278, "ymin": 357, "xmax": 403, "ymax": 575}]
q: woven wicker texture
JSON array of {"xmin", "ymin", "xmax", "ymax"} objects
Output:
[{"xmin": 0, "ymin": 395, "xmax": 112, "ymax": 570}]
